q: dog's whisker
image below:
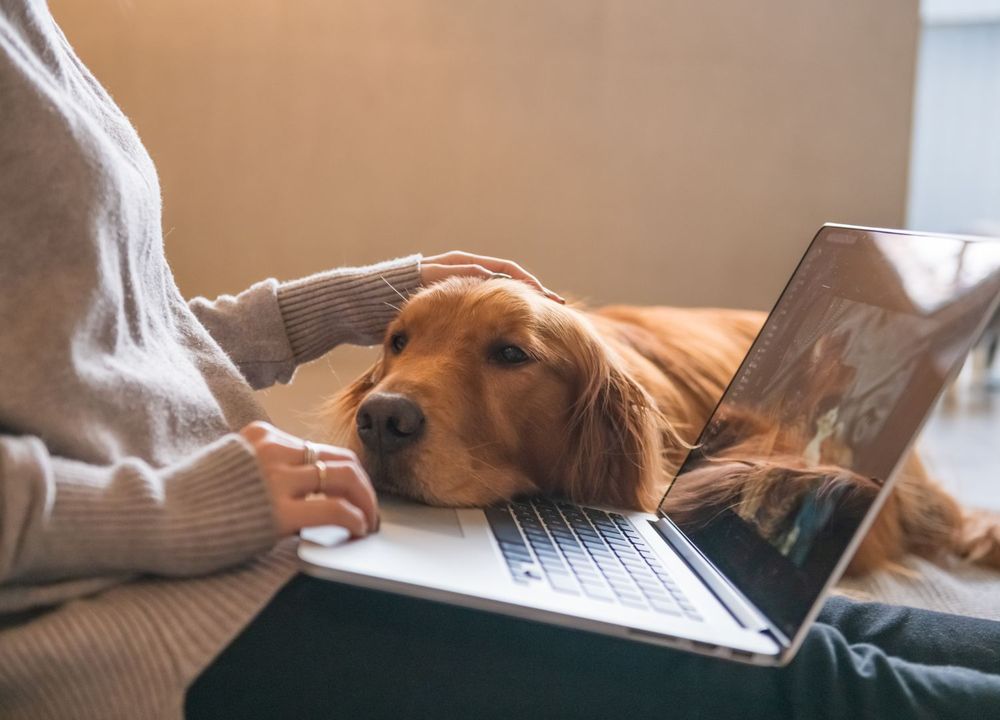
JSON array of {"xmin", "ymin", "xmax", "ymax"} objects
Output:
[
  {"xmin": 383, "ymin": 300, "xmax": 401, "ymax": 313},
  {"xmin": 464, "ymin": 470, "xmax": 511, "ymax": 504},
  {"xmin": 472, "ymin": 458, "xmax": 503, "ymax": 473},
  {"xmin": 380, "ymin": 275, "xmax": 409, "ymax": 303},
  {"xmin": 463, "ymin": 440, "xmax": 502, "ymax": 453}
]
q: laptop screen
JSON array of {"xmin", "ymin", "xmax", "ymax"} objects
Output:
[{"xmin": 659, "ymin": 226, "xmax": 1000, "ymax": 640}]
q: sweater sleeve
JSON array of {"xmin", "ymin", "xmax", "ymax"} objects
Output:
[
  {"xmin": 187, "ymin": 255, "xmax": 422, "ymax": 390},
  {"xmin": 0, "ymin": 432, "xmax": 278, "ymax": 596}
]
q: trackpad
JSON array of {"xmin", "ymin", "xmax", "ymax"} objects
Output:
[{"xmin": 379, "ymin": 494, "xmax": 465, "ymax": 538}]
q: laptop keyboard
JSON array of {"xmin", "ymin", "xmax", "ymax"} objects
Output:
[{"xmin": 485, "ymin": 498, "xmax": 703, "ymax": 621}]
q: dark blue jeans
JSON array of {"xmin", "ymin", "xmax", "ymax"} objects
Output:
[{"xmin": 186, "ymin": 574, "xmax": 1000, "ymax": 719}]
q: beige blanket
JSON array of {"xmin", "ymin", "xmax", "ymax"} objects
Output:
[{"xmin": 838, "ymin": 557, "xmax": 1000, "ymax": 622}]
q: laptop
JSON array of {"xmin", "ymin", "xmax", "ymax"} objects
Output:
[{"xmin": 299, "ymin": 224, "xmax": 1000, "ymax": 666}]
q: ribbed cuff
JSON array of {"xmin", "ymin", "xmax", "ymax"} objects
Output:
[
  {"xmin": 276, "ymin": 255, "xmax": 422, "ymax": 364},
  {"xmin": 31, "ymin": 435, "xmax": 279, "ymax": 580}
]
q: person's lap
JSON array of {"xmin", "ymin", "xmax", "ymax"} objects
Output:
[{"xmin": 185, "ymin": 574, "xmax": 1000, "ymax": 720}]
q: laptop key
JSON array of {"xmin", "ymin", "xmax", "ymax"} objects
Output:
[
  {"xmin": 621, "ymin": 559, "xmax": 649, "ymax": 572},
  {"xmin": 518, "ymin": 567, "xmax": 543, "ymax": 581},
  {"xmin": 504, "ymin": 554, "xmax": 533, "ymax": 568},
  {"xmin": 608, "ymin": 581, "xmax": 638, "ymax": 596},
  {"xmin": 634, "ymin": 576, "xmax": 663, "ymax": 591},
  {"xmin": 547, "ymin": 574, "xmax": 580, "ymax": 595},
  {"xmin": 502, "ymin": 550, "xmax": 532, "ymax": 565},
  {"xmin": 649, "ymin": 599, "xmax": 683, "ymax": 615},
  {"xmin": 604, "ymin": 578, "xmax": 633, "ymax": 592},
  {"xmin": 636, "ymin": 575, "xmax": 663, "ymax": 588},
  {"xmin": 617, "ymin": 596, "xmax": 648, "ymax": 610},
  {"xmin": 595, "ymin": 556, "xmax": 624, "ymax": 569},
  {"xmin": 581, "ymin": 585, "xmax": 616, "ymax": 602},
  {"xmin": 533, "ymin": 549, "xmax": 560, "ymax": 561},
  {"xmin": 486, "ymin": 507, "xmax": 527, "ymax": 547}
]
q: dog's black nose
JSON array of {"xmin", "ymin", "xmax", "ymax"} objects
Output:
[{"xmin": 356, "ymin": 392, "xmax": 426, "ymax": 454}]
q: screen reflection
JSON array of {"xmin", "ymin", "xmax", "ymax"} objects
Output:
[{"xmin": 660, "ymin": 228, "xmax": 1000, "ymax": 635}]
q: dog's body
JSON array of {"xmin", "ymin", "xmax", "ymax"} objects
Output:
[{"xmin": 328, "ymin": 278, "xmax": 1000, "ymax": 576}]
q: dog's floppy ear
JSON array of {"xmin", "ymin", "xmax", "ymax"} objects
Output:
[
  {"xmin": 324, "ymin": 356, "xmax": 385, "ymax": 445},
  {"xmin": 555, "ymin": 320, "xmax": 669, "ymax": 511}
]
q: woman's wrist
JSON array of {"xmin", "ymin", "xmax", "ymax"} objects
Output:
[
  {"xmin": 3, "ymin": 434, "xmax": 278, "ymax": 584},
  {"xmin": 277, "ymin": 255, "xmax": 422, "ymax": 360}
]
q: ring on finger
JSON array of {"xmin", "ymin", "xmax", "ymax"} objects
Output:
[
  {"xmin": 314, "ymin": 460, "xmax": 328, "ymax": 495},
  {"xmin": 303, "ymin": 440, "xmax": 318, "ymax": 466}
]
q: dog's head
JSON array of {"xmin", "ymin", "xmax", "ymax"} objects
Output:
[{"xmin": 327, "ymin": 278, "xmax": 678, "ymax": 510}]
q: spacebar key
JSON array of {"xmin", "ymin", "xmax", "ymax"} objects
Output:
[{"xmin": 485, "ymin": 506, "xmax": 527, "ymax": 547}]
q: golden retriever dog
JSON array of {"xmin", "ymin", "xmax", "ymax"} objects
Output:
[{"xmin": 326, "ymin": 278, "xmax": 1000, "ymax": 576}]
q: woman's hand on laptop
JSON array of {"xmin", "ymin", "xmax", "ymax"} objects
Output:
[{"xmin": 240, "ymin": 421, "xmax": 379, "ymax": 538}]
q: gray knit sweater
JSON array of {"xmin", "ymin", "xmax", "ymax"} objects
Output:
[{"xmin": 0, "ymin": 2, "xmax": 421, "ymax": 716}]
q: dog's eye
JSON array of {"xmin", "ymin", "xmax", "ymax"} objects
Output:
[
  {"xmin": 493, "ymin": 345, "xmax": 531, "ymax": 365},
  {"xmin": 390, "ymin": 333, "xmax": 408, "ymax": 354}
]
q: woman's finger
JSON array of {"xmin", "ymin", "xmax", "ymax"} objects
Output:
[
  {"xmin": 483, "ymin": 259, "xmax": 564, "ymax": 304},
  {"xmin": 425, "ymin": 263, "xmax": 492, "ymax": 281},
  {"xmin": 423, "ymin": 250, "xmax": 473, "ymax": 266},
  {"xmin": 424, "ymin": 262, "xmax": 537, "ymax": 287},
  {"xmin": 431, "ymin": 252, "xmax": 539, "ymax": 288},
  {"xmin": 277, "ymin": 461, "xmax": 378, "ymax": 528},
  {"xmin": 312, "ymin": 443, "xmax": 363, "ymax": 467},
  {"xmin": 274, "ymin": 496, "xmax": 368, "ymax": 538},
  {"xmin": 252, "ymin": 433, "xmax": 358, "ymax": 467},
  {"xmin": 422, "ymin": 253, "xmax": 564, "ymax": 303}
]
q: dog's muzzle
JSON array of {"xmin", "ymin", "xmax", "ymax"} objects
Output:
[{"xmin": 356, "ymin": 392, "xmax": 426, "ymax": 455}]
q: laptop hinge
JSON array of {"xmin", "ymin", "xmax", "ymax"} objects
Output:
[{"xmin": 651, "ymin": 517, "xmax": 790, "ymax": 646}]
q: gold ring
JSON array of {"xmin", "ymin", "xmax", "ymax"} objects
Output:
[
  {"xmin": 314, "ymin": 460, "xmax": 328, "ymax": 495},
  {"xmin": 303, "ymin": 441, "xmax": 317, "ymax": 466}
]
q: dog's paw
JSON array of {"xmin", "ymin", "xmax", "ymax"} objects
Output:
[{"xmin": 958, "ymin": 511, "xmax": 1000, "ymax": 568}]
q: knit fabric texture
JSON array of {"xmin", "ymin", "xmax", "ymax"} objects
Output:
[{"xmin": 0, "ymin": 2, "xmax": 421, "ymax": 716}]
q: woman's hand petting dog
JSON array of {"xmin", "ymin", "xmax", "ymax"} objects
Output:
[
  {"xmin": 420, "ymin": 251, "xmax": 565, "ymax": 304},
  {"xmin": 240, "ymin": 421, "xmax": 379, "ymax": 538}
]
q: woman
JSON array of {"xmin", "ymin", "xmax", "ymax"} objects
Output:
[
  {"xmin": 3, "ymin": 2, "xmax": 1000, "ymax": 718},
  {"xmin": 0, "ymin": 0, "xmax": 560, "ymax": 714}
]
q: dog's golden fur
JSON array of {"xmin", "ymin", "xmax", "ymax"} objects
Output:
[{"xmin": 327, "ymin": 278, "xmax": 1000, "ymax": 576}]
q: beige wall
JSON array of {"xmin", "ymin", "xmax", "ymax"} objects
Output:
[{"xmin": 50, "ymin": 0, "xmax": 919, "ymax": 436}]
